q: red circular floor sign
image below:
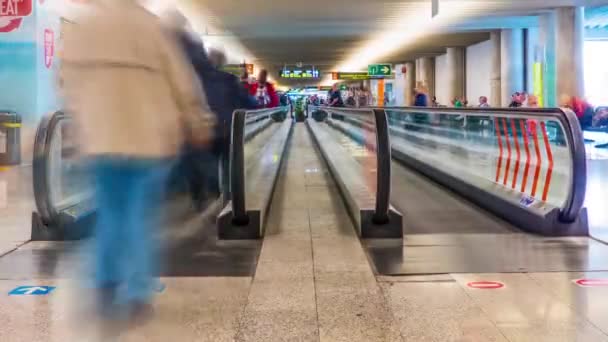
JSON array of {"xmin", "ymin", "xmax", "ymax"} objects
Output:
[
  {"xmin": 467, "ymin": 281, "xmax": 505, "ymax": 289},
  {"xmin": 574, "ymin": 279, "xmax": 608, "ymax": 287}
]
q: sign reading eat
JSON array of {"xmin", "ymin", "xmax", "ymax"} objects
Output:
[
  {"xmin": 0, "ymin": 0, "xmax": 31, "ymax": 17},
  {"xmin": 0, "ymin": 0, "xmax": 32, "ymax": 33}
]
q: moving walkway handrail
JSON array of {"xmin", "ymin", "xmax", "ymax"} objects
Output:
[
  {"xmin": 230, "ymin": 106, "xmax": 289, "ymax": 225},
  {"xmin": 33, "ymin": 110, "xmax": 68, "ymax": 225},
  {"xmin": 308, "ymin": 106, "xmax": 392, "ymax": 224},
  {"xmin": 333, "ymin": 105, "xmax": 586, "ymax": 224}
]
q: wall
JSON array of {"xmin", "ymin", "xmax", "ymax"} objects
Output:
[
  {"xmin": 465, "ymin": 39, "xmax": 493, "ymax": 106},
  {"xmin": 434, "ymin": 54, "xmax": 449, "ymax": 105},
  {"xmin": 0, "ymin": 1, "xmax": 61, "ymax": 164}
]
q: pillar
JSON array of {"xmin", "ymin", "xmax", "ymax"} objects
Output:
[
  {"xmin": 490, "ymin": 31, "xmax": 502, "ymax": 107},
  {"xmin": 500, "ymin": 29, "xmax": 525, "ymax": 106},
  {"xmin": 446, "ymin": 47, "xmax": 465, "ymax": 101},
  {"xmin": 538, "ymin": 12, "xmax": 557, "ymax": 106},
  {"xmin": 405, "ymin": 62, "xmax": 416, "ymax": 105},
  {"xmin": 416, "ymin": 57, "xmax": 435, "ymax": 97},
  {"xmin": 555, "ymin": 7, "xmax": 585, "ymax": 100}
]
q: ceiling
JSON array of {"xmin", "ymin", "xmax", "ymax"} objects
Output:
[{"xmin": 184, "ymin": 0, "xmax": 608, "ymax": 84}]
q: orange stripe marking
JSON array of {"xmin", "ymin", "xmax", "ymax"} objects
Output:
[
  {"xmin": 540, "ymin": 122, "xmax": 554, "ymax": 202},
  {"xmin": 494, "ymin": 120, "xmax": 504, "ymax": 183},
  {"xmin": 502, "ymin": 118, "xmax": 512, "ymax": 186},
  {"xmin": 510, "ymin": 119, "xmax": 521, "ymax": 189}
]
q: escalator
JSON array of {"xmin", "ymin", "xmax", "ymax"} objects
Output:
[
  {"xmin": 311, "ymin": 105, "xmax": 608, "ymax": 275},
  {"xmin": 30, "ymin": 108, "xmax": 291, "ymax": 242}
]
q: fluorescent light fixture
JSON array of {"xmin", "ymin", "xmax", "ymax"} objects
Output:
[{"xmin": 334, "ymin": 1, "xmax": 503, "ymax": 73}]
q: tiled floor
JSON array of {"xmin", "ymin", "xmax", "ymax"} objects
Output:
[
  {"xmin": 0, "ymin": 165, "xmax": 34, "ymax": 256},
  {"xmin": 2, "ymin": 125, "xmax": 608, "ymax": 341}
]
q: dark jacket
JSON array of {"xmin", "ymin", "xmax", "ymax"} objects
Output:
[{"xmin": 176, "ymin": 31, "xmax": 256, "ymax": 151}]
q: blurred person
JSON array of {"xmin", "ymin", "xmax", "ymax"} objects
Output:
[
  {"xmin": 357, "ymin": 86, "xmax": 370, "ymax": 107},
  {"xmin": 241, "ymin": 72, "xmax": 254, "ymax": 95},
  {"xmin": 509, "ymin": 92, "xmax": 523, "ymax": 108},
  {"xmin": 526, "ymin": 95, "xmax": 539, "ymax": 135},
  {"xmin": 164, "ymin": 10, "xmax": 256, "ymax": 206},
  {"xmin": 413, "ymin": 83, "xmax": 428, "ymax": 107},
  {"xmin": 61, "ymin": 0, "xmax": 214, "ymax": 320},
  {"xmin": 560, "ymin": 94, "xmax": 594, "ymax": 129},
  {"xmin": 478, "ymin": 96, "xmax": 490, "ymax": 107},
  {"xmin": 328, "ymin": 83, "xmax": 344, "ymax": 107},
  {"xmin": 431, "ymin": 96, "xmax": 439, "ymax": 107},
  {"xmin": 251, "ymin": 69, "xmax": 279, "ymax": 108},
  {"xmin": 346, "ymin": 89, "xmax": 356, "ymax": 107},
  {"xmin": 593, "ymin": 107, "xmax": 608, "ymax": 127},
  {"xmin": 452, "ymin": 97, "xmax": 464, "ymax": 107},
  {"xmin": 527, "ymin": 95, "xmax": 539, "ymax": 108}
]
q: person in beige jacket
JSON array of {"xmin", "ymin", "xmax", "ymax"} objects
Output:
[{"xmin": 60, "ymin": 0, "xmax": 215, "ymax": 319}]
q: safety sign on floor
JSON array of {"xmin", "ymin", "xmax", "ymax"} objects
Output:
[
  {"xmin": 467, "ymin": 281, "xmax": 505, "ymax": 290},
  {"xmin": 8, "ymin": 286, "xmax": 55, "ymax": 296},
  {"xmin": 574, "ymin": 279, "xmax": 608, "ymax": 287}
]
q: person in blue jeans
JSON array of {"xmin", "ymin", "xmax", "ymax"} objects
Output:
[{"xmin": 60, "ymin": 0, "xmax": 215, "ymax": 320}]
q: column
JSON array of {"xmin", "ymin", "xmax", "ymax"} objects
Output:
[
  {"xmin": 538, "ymin": 12, "xmax": 557, "ymax": 106},
  {"xmin": 555, "ymin": 7, "xmax": 585, "ymax": 100},
  {"xmin": 405, "ymin": 62, "xmax": 416, "ymax": 105},
  {"xmin": 416, "ymin": 57, "xmax": 435, "ymax": 97},
  {"xmin": 500, "ymin": 29, "xmax": 525, "ymax": 106},
  {"xmin": 446, "ymin": 47, "xmax": 465, "ymax": 101},
  {"xmin": 490, "ymin": 31, "xmax": 502, "ymax": 107},
  {"xmin": 393, "ymin": 64, "xmax": 406, "ymax": 106}
]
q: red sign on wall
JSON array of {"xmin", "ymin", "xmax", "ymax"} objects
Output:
[
  {"xmin": 44, "ymin": 28, "xmax": 54, "ymax": 68},
  {"xmin": 0, "ymin": 0, "xmax": 33, "ymax": 33}
]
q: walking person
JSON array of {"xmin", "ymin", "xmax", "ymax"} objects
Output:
[
  {"xmin": 164, "ymin": 9, "xmax": 255, "ymax": 207},
  {"xmin": 61, "ymin": 0, "xmax": 215, "ymax": 320},
  {"xmin": 251, "ymin": 69, "xmax": 279, "ymax": 108}
]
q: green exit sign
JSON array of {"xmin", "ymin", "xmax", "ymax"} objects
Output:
[{"xmin": 368, "ymin": 64, "xmax": 392, "ymax": 77}]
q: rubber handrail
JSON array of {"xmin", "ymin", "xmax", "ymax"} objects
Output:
[
  {"xmin": 307, "ymin": 106, "xmax": 392, "ymax": 223},
  {"xmin": 32, "ymin": 111, "xmax": 68, "ymax": 225},
  {"xmin": 230, "ymin": 106, "xmax": 289, "ymax": 225}
]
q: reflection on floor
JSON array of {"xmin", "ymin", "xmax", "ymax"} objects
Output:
[{"xmin": 0, "ymin": 165, "xmax": 34, "ymax": 256}]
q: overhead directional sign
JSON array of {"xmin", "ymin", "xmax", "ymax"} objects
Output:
[
  {"xmin": 331, "ymin": 72, "xmax": 393, "ymax": 81},
  {"xmin": 280, "ymin": 68, "xmax": 320, "ymax": 79},
  {"xmin": 368, "ymin": 64, "xmax": 392, "ymax": 77},
  {"xmin": 221, "ymin": 64, "xmax": 254, "ymax": 77},
  {"xmin": 9, "ymin": 286, "xmax": 55, "ymax": 296}
]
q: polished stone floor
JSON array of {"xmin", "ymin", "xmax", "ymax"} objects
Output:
[
  {"xmin": 2, "ymin": 126, "xmax": 608, "ymax": 341},
  {"xmin": 0, "ymin": 165, "xmax": 34, "ymax": 256}
]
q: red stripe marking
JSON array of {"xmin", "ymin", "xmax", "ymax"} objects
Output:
[
  {"xmin": 540, "ymin": 122, "xmax": 554, "ymax": 202},
  {"xmin": 575, "ymin": 279, "xmax": 608, "ymax": 287},
  {"xmin": 520, "ymin": 120, "xmax": 531, "ymax": 193},
  {"xmin": 494, "ymin": 120, "xmax": 504, "ymax": 183},
  {"xmin": 531, "ymin": 122, "xmax": 542, "ymax": 198},
  {"xmin": 510, "ymin": 119, "xmax": 521, "ymax": 189},
  {"xmin": 502, "ymin": 119, "xmax": 512, "ymax": 186},
  {"xmin": 467, "ymin": 281, "xmax": 505, "ymax": 289}
]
